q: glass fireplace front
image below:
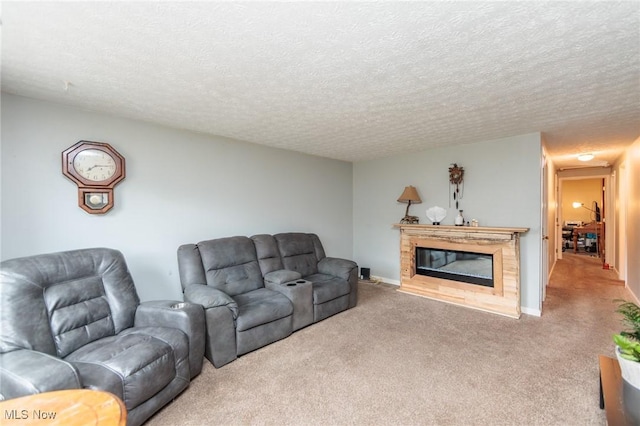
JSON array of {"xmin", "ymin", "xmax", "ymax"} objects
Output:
[{"xmin": 415, "ymin": 247, "xmax": 494, "ymax": 287}]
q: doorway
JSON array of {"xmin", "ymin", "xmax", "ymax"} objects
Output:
[
  {"xmin": 557, "ymin": 171, "xmax": 612, "ymax": 266},
  {"xmin": 561, "ymin": 177, "xmax": 604, "ymax": 257},
  {"xmin": 549, "ymin": 171, "xmax": 624, "ymax": 297}
]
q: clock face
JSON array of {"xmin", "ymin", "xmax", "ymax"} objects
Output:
[
  {"xmin": 73, "ymin": 149, "xmax": 117, "ymax": 182},
  {"xmin": 449, "ymin": 164, "xmax": 464, "ymax": 185},
  {"xmin": 62, "ymin": 140, "xmax": 125, "ymax": 214}
]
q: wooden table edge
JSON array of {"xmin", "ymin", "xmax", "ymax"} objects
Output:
[
  {"xmin": 0, "ymin": 389, "xmax": 126, "ymax": 425},
  {"xmin": 599, "ymin": 354, "xmax": 631, "ymax": 426}
]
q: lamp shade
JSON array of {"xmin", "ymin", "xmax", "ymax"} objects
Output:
[{"xmin": 397, "ymin": 186, "xmax": 422, "ymax": 203}]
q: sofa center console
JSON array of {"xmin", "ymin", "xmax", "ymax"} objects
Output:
[{"xmin": 275, "ymin": 280, "xmax": 313, "ymax": 331}]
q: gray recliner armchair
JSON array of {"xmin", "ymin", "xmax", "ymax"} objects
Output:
[{"xmin": 0, "ymin": 248, "xmax": 205, "ymax": 426}]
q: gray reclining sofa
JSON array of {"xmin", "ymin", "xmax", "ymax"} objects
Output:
[
  {"xmin": 0, "ymin": 248, "xmax": 205, "ymax": 426},
  {"xmin": 177, "ymin": 232, "xmax": 358, "ymax": 367}
]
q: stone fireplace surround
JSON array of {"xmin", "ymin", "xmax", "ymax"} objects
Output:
[{"xmin": 395, "ymin": 224, "xmax": 529, "ymax": 318}]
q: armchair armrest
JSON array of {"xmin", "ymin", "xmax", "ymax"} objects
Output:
[
  {"xmin": 183, "ymin": 284, "xmax": 238, "ymax": 319},
  {"xmin": 264, "ymin": 270, "xmax": 302, "ymax": 285},
  {"xmin": 0, "ymin": 350, "xmax": 81, "ymax": 399},
  {"xmin": 135, "ymin": 300, "xmax": 206, "ymax": 378},
  {"xmin": 183, "ymin": 284, "xmax": 238, "ymax": 368},
  {"xmin": 318, "ymin": 257, "xmax": 357, "ymax": 280},
  {"xmin": 318, "ymin": 257, "xmax": 358, "ymax": 309}
]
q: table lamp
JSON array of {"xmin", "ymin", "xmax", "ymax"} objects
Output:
[
  {"xmin": 398, "ymin": 186, "xmax": 422, "ymax": 224},
  {"xmin": 572, "ymin": 201, "xmax": 601, "ymax": 222}
]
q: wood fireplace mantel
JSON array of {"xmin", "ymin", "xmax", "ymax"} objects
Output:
[{"xmin": 395, "ymin": 224, "xmax": 529, "ymax": 318}]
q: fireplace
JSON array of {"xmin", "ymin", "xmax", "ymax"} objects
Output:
[
  {"xmin": 415, "ymin": 247, "xmax": 494, "ymax": 287},
  {"xmin": 395, "ymin": 224, "xmax": 528, "ymax": 318}
]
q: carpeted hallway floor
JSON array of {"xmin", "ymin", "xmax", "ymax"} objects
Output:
[{"xmin": 147, "ymin": 254, "xmax": 631, "ymax": 425}]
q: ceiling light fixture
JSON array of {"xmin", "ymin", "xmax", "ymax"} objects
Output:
[{"xmin": 577, "ymin": 153, "xmax": 594, "ymax": 162}]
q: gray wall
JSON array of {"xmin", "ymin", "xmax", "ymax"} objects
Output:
[
  {"xmin": 353, "ymin": 133, "xmax": 543, "ymax": 314},
  {"xmin": 1, "ymin": 94, "xmax": 353, "ymax": 301}
]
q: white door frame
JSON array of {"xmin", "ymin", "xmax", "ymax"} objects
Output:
[
  {"xmin": 540, "ymin": 152, "xmax": 549, "ymax": 305},
  {"xmin": 556, "ymin": 169, "xmax": 612, "ymax": 266},
  {"xmin": 617, "ymin": 163, "xmax": 628, "ymax": 281}
]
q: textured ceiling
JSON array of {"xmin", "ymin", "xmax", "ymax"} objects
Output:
[{"xmin": 2, "ymin": 2, "xmax": 639, "ymax": 168}]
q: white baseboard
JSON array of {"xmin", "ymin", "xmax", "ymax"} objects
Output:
[
  {"xmin": 521, "ymin": 306, "xmax": 542, "ymax": 317},
  {"xmin": 626, "ymin": 287, "xmax": 640, "ymax": 305}
]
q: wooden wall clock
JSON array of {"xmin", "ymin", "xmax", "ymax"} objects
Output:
[
  {"xmin": 62, "ymin": 141, "xmax": 126, "ymax": 214},
  {"xmin": 449, "ymin": 163, "xmax": 464, "ymax": 209}
]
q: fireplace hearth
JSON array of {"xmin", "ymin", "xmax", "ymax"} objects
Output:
[{"xmin": 395, "ymin": 224, "xmax": 528, "ymax": 318}]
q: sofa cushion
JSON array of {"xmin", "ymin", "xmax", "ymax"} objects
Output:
[
  {"xmin": 45, "ymin": 276, "xmax": 115, "ymax": 358},
  {"xmin": 305, "ymin": 274, "xmax": 351, "ymax": 305},
  {"xmin": 65, "ymin": 332, "xmax": 176, "ymax": 410},
  {"xmin": 0, "ymin": 248, "xmax": 139, "ymax": 356},
  {"xmin": 274, "ymin": 233, "xmax": 319, "ymax": 277},
  {"xmin": 121, "ymin": 326, "xmax": 190, "ymax": 379},
  {"xmin": 197, "ymin": 237, "xmax": 263, "ymax": 296},
  {"xmin": 233, "ymin": 289, "xmax": 293, "ymax": 332},
  {"xmin": 251, "ymin": 234, "xmax": 284, "ymax": 275}
]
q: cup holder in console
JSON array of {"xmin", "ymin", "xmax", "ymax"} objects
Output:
[{"xmin": 286, "ymin": 280, "xmax": 308, "ymax": 287}]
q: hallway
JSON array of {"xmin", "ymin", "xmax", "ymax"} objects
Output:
[
  {"xmin": 550, "ymin": 253, "xmax": 625, "ymax": 290},
  {"xmin": 547, "ymin": 253, "xmax": 631, "ymax": 324},
  {"xmin": 520, "ymin": 252, "xmax": 633, "ymax": 423}
]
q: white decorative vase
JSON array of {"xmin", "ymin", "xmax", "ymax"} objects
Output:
[{"xmin": 616, "ymin": 346, "xmax": 640, "ymax": 390}]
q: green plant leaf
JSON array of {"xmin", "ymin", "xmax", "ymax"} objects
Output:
[
  {"xmin": 615, "ymin": 300, "xmax": 640, "ymax": 340},
  {"xmin": 614, "ymin": 334, "xmax": 640, "ymax": 362}
]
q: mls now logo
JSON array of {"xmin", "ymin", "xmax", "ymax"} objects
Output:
[{"xmin": 4, "ymin": 409, "xmax": 57, "ymax": 420}]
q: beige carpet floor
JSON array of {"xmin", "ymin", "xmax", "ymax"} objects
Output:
[{"xmin": 147, "ymin": 254, "xmax": 630, "ymax": 425}]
